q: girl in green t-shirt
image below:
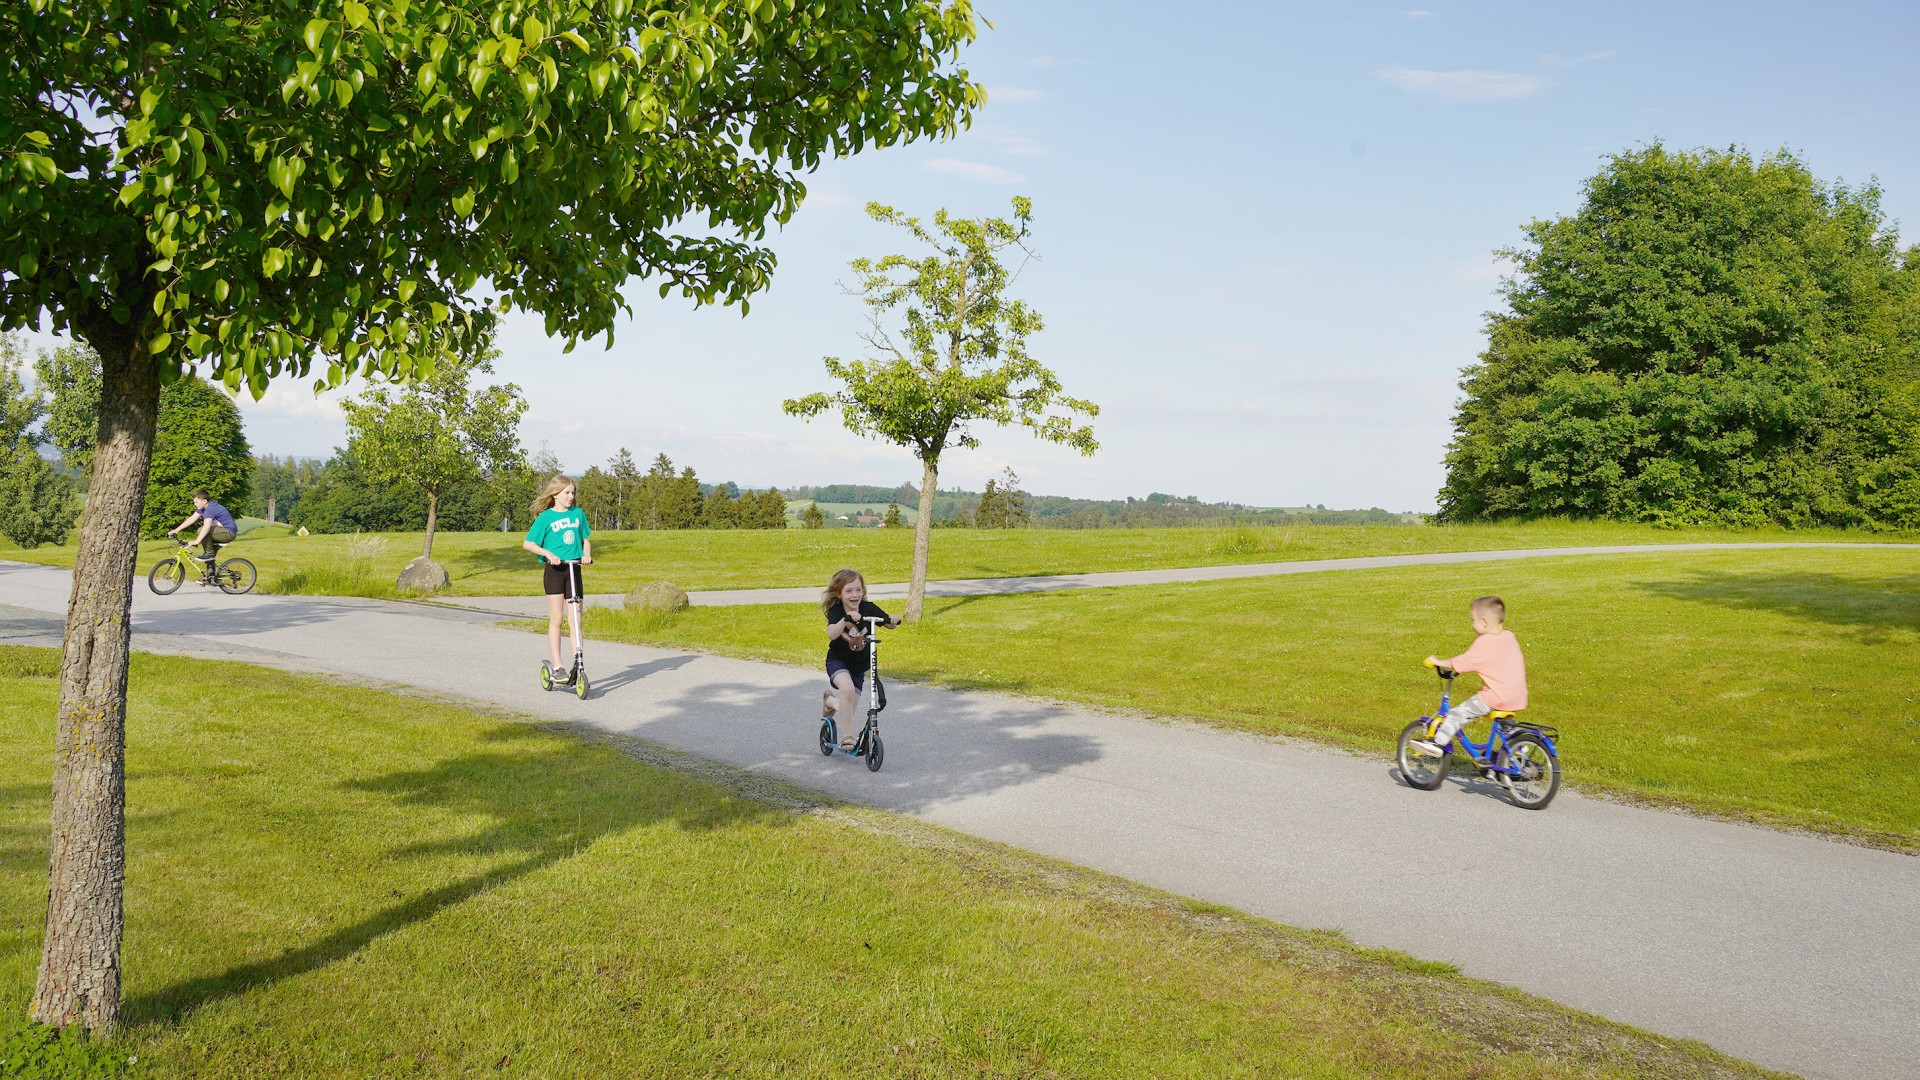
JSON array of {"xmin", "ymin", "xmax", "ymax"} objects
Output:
[{"xmin": 522, "ymin": 474, "xmax": 594, "ymax": 677}]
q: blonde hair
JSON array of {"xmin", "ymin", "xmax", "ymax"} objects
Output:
[
  {"xmin": 530, "ymin": 474, "xmax": 576, "ymax": 515},
  {"xmin": 821, "ymin": 568, "xmax": 865, "ymax": 613},
  {"xmin": 1471, "ymin": 595, "xmax": 1507, "ymax": 624}
]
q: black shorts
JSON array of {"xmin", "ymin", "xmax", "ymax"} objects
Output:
[
  {"xmin": 825, "ymin": 659, "xmax": 866, "ymax": 692},
  {"xmin": 543, "ymin": 562, "xmax": 585, "ymax": 599}
]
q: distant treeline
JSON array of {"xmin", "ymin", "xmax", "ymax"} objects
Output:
[{"xmin": 784, "ymin": 482, "xmax": 1419, "ymax": 528}]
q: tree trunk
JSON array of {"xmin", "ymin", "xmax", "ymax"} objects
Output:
[
  {"xmin": 422, "ymin": 493, "xmax": 438, "ymax": 559},
  {"xmin": 266, "ymin": 493, "xmax": 276, "ymax": 523},
  {"xmin": 906, "ymin": 454, "xmax": 940, "ymax": 623},
  {"xmin": 33, "ymin": 327, "xmax": 158, "ymax": 1035}
]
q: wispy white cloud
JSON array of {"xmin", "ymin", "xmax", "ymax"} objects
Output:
[
  {"xmin": 1378, "ymin": 65, "xmax": 1546, "ymax": 103},
  {"xmin": 984, "ymin": 131, "xmax": 1046, "ymax": 159},
  {"xmin": 232, "ymin": 379, "xmax": 348, "ymax": 422},
  {"xmin": 924, "ymin": 158, "xmax": 1028, "ymax": 185},
  {"xmin": 987, "ymin": 85, "xmax": 1047, "ymax": 104},
  {"xmin": 799, "ymin": 185, "xmax": 861, "ymax": 210},
  {"xmin": 1537, "ymin": 50, "xmax": 1617, "ymax": 68},
  {"xmin": 1403, "ymin": 9, "xmax": 1437, "ymax": 18}
]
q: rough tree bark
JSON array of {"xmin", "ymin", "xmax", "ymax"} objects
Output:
[
  {"xmin": 31, "ymin": 321, "xmax": 158, "ymax": 1035},
  {"xmin": 906, "ymin": 453, "xmax": 940, "ymax": 623}
]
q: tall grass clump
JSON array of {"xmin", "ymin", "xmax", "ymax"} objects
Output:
[
  {"xmin": 263, "ymin": 532, "xmax": 395, "ymax": 597},
  {"xmin": 1203, "ymin": 522, "xmax": 1301, "ymax": 558}
]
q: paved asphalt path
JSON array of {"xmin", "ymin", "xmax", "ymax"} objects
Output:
[
  {"xmin": 5, "ymin": 555, "xmax": 1917, "ymax": 1079},
  {"xmin": 442, "ymin": 541, "xmax": 1920, "ymax": 615}
]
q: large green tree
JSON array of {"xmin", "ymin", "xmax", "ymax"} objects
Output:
[
  {"xmin": 338, "ymin": 339, "xmax": 524, "ymax": 560},
  {"xmin": 785, "ymin": 199, "xmax": 1097, "ymax": 620},
  {"xmin": 2, "ymin": 0, "xmax": 982, "ymax": 1032},
  {"xmin": 1439, "ymin": 145, "xmax": 1920, "ymax": 527},
  {"xmin": 141, "ymin": 375, "xmax": 252, "ymax": 537}
]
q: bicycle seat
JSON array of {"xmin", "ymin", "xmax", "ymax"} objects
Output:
[{"xmin": 1489, "ymin": 710, "xmax": 1518, "ymax": 721}]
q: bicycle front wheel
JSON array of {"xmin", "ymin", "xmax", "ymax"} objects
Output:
[
  {"xmin": 1504, "ymin": 732, "xmax": 1560, "ymax": 810},
  {"xmin": 216, "ymin": 558, "xmax": 257, "ymax": 595},
  {"xmin": 1397, "ymin": 720, "xmax": 1450, "ymax": 790},
  {"xmin": 148, "ymin": 558, "xmax": 186, "ymax": 595}
]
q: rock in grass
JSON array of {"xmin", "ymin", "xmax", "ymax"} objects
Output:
[
  {"xmin": 626, "ymin": 581, "xmax": 688, "ymax": 613},
  {"xmin": 396, "ymin": 556, "xmax": 450, "ymax": 593}
]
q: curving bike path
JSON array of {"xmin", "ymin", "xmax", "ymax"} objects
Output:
[
  {"xmin": 444, "ymin": 541, "xmax": 1920, "ymax": 615},
  {"xmin": 4, "ymin": 549, "xmax": 1918, "ymax": 1079}
]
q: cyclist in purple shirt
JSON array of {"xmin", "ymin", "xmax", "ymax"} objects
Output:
[{"xmin": 168, "ymin": 488, "xmax": 238, "ymax": 582}]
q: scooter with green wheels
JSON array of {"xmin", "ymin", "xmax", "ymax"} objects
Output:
[
  {"xmin": 538, "ymin": 559, "xmax": 590, "ymax": 700},
  {"xmin": 818, "ymin": 615, "xmax": 890, "ymax": 772}
]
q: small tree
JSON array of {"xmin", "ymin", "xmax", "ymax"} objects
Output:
[
  {"xmin": 802, "ymin": 502, "xmax": 825, "ymax": 529},
  {"xmin": 608, "ymin": 448, "xmax": 642, "ymax": 531},
  {"xmin": 338, "ymin": 341, "xmax": 525, "ymax": 561},
  {"xmin": 785, "ymin": 199, "xmax": 1096, "ymax": 620},
  {"xmin": 33, "ymin": 342, "xmax": 100, "ymax": 485},
  {"xmin": 975, "ymin": 467, "xmax": 1029, "ymax": 528},
  {"xmin": 0, "ymin": 338, "xmax": 78, "ymax": 546},
  {"xmin": 885, "ymin": 502, "xmax": 903, "ymax": 527}
]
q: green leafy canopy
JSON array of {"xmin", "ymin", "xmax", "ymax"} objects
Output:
[
  {"xmin": 1439, "ymin": 145, "xmax": 1920, "ymax": 528},
  {"xmin": 2, "ymin": 0, "xmax": 985, "ymax": 392},
  {"xmin": 784, "ymin": 197, "xmax": 1099, "ymax": 463}
]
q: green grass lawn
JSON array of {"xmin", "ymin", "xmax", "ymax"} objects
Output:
[
  {"xmin": 0, "ymin": 647, "xmax": 1780, "ymax": 1079},
  {"xmin": 563, "ymin": 547, "xmax": 1920, "ymax": 851},
  {"xmin": 3, "ymin": 519, "xmax": 1910, "ymax": 598}
]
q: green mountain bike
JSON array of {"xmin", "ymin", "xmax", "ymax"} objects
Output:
[{"xmin": 148, "ymin": 538, "xmax": 257, "ymax": 595}]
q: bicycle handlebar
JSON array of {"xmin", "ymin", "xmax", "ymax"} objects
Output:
[{"xmin": 1421, "ymin": 656, "xmax": 1457, "ymax": 679}]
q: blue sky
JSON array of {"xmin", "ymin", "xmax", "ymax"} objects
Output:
[{"xmin": 27, "ymin": 1, "xmax": 1920, "ymax": 510}]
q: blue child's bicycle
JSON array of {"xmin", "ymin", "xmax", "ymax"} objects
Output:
[
  {"xmin": 1396, "ymin": 658, "xmax": 1561, "ymax": 810},
  {"xmin": 818, "ymin": 615, "xmax": 887, "ymax": 773}
]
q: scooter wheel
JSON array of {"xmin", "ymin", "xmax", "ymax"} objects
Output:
[
  {"xmin": 574, "ymin": 672, "xmax": 590, "ymax": 700},
  {"xmin": 539, "ymin": 662, "xmax": 553, "ymax": 691},
  {"xmin": 818, "ymin": 720, "xmax": 835, "ymax": 757},
  {"xmin": 865, "ymin": 733, "xmax": 884, "ymax": 772}
]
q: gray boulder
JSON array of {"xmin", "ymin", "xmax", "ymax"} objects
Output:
[
  {"xmin": 626, "ymin": 581, "xmax": 689, "ymax": 613},
  {"xmin": 396, "ymin": 556, "xmax": 450, "ymax": 593}
]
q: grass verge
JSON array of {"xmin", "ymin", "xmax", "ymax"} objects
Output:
[
  {"xmin": 3, "ymin": 519, "xmax": 1913, "ymax": 598},
  {"xmin": 554, "ymin": 547, "xmax": 1920, "ymax": 851},
  {"xmin": 2, "ymin": 648, "xmax": 1781, "ymax": 1078}
]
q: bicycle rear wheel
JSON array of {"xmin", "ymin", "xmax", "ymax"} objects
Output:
[
  {"xmin": 1504, "ymin": 732, "xmax": 1560, "ymax": 810},
  {"xmin": 1396, "ymin": 720, "xmax": 1450, "ymax": 790},
  {"xmin": 216, "ymin": 557, "xmax": 257, "ymax": 595},
  {"xmin": 148, "ymin": 558, "xmax": 186, "ymax": 595}
]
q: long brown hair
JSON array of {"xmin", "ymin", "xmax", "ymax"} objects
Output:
[
  {"xmin": 820, "ymin": 568, "xmax": 865, "ymax": 613},
  {"xmin": 530, "ymin": 474, "xmax": 576, "ymax": 515}
]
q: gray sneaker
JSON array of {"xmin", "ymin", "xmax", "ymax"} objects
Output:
[{"xmin": 1410, "ymin": 738, "xmax": 1448, "ymax": 757}]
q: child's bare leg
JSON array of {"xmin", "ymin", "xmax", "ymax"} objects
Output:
[
  {"xmin": 546, "ymin": 594, "xmax": 567, "ymax": 670},
  {"xmin": 832, "ymin": 671, "xmax": 861, "ymax": 746}
]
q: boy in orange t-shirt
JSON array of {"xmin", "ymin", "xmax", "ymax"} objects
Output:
[{"xmin": 1412, "ymin": 595, "xmax": 1527, "ymax": 755}]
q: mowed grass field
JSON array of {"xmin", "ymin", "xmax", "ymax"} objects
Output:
[
  {"xmin": 564, "ymin": 547, "xmax": 1920, "ymax": 850},
  {"xmin": 2, "ymin": 519, "xmax": 1910, "ymax": 597},
  {"xmin": 0, "ymin": 648, "xmax": 1780, "ymax": 1079}
]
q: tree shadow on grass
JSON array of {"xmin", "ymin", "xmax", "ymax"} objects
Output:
[
  {"xmin": 1635, "ymin": 570, "xmax": 1920, "ymax": 643},
  {"xmin": 122, "ymin": 731, "xmax": 788, "ymax": 1028}
]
